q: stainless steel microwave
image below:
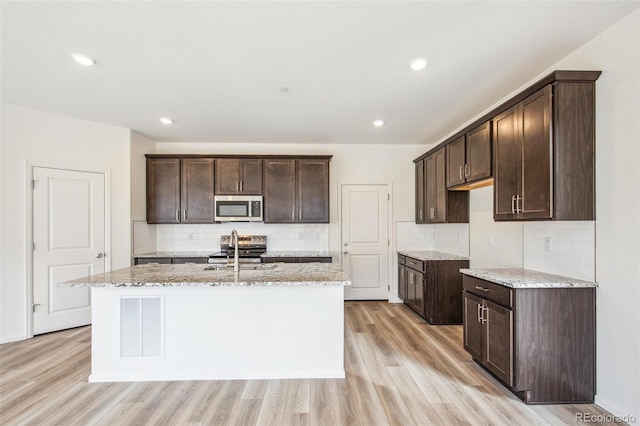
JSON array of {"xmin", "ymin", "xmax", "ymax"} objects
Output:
[{"xmin": 214, "ymin": 195, "xmax": 263, "ymax": 222}]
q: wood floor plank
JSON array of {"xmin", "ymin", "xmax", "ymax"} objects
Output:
[{"xmin": 0, "ymin": 301, "xmax": 623, "ymax": 426}]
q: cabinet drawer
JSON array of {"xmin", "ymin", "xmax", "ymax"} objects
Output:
[
  {"xmin": 172, "ymin": 257, "xmax": 208, "ymax": 264},
  {"xmin": 405, "ymin": 257, "xmax": 424, "ymax": 272},
  {"xmin": 463, "ymin": 275, "xmax": 513, "ymax": 308},
  {"xmin": 135, "ymin": 257, "xmax": 172, "ymax": 265},
  {"xmin": 398, "ymin": 254, "xmax": 406, "ymax": 265}
]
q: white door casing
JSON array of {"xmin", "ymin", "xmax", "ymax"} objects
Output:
[
  {"xmin": 341, "ymin": 183, "xmax": 391, "ymax": 300},
  {"xmin": 32, "ymin": 167, "xmax": 106, "ymax": 334}
]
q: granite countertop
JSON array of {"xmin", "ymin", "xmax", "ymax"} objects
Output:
[
  {"xmin": 398, "ymin": 250, "xmax": 469, "ymax": 261},
  {"xmin": 135, "ymin": 251, "xmax": 213, "ymax": 258},
  {"xmin": 460, "ymin": 268, "xmax": 598, "ymax": 288},
  {"xmin": 59, "ymin": 263, "xmax": 351, "ymax": 288},
  {"xmin": 262, "ymin": 251, "xmax": 334, "ymax": 258}
]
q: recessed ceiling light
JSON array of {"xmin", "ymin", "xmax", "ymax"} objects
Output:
[
  {"xmin": 410, "ymin": 58, "xmax": 428, "ymax": 71},
  {"xmin": 159, "ymin": 117, "xmax": 173, "ymax": 125},
  {"xmin": 373, "ymin": 120, "xmax": 385, "ymax": 127},
  {"xmin": 70, "ymin": 53, "xmax": 96, "ymax": 66}
]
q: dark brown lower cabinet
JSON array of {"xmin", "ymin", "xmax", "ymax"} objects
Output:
[
  {"xmin": 134, "ymin": 257, "xmax": 208, "ymax": 265},
  {"xmin": 261, "ymin": 257, "xmax": 332, "ymax": 263},
  {"xmin": 398, "ymin": 254, "xmax": 468, "ymax": 324},
  {"xmin": 462, "ymin": 275, "xmax": 595, "ymax": 404}
]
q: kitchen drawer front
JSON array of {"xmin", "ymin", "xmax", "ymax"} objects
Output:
[
  {"xmin": 405, "ymin": 257, "xmax": 424, "ymax": 272},
  {"xmin": 135, "ymin": 257, "xmax": 172, "ymax": 265},
  {"xmin": 398, "ymin": 254, "xmax": 406, "ymax": 265},
  {"xmin": 172, "ymin": 257, "xmax": 208, "ymax": 264},
  {"xmin": 463, "ymin": 275, "xmax": 513, "ymax": 308}
]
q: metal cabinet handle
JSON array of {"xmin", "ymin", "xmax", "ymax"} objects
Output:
[
  {"xmin": 511, "ymin": 195, "xmax": 516, "ymax": 214},
  {"xmin": 419, "ymin": 209, "xmax": 423, "ymax": 220},
  {"xmin": 475, "ymin": 285, "xmax": 491, "ymax": 292},
  {"xmin": 459, "ymin": 166, "xmax": 463, "ymax": 181},
  {"xmin": 465, "ymin": 164, "xmax": 470, "ymax": 178},
  {"xmin": 240, "ymin": 181, "xmax": 244, "ymax": 192},
  {"xmin": 480, "ymin": 306, "xmax": 488, "ymax": 324},
  {"xmin": 516, "ymin": 195, "xmax": 522, "ymax": 213},
  {"xmin": 477, "ymin": 304, "xmax": 483, "ymax": 322},
  {"xmin": 176, "ymin": 209, "xmax": 180, "ymax": 221},
  {"xmin": 291, "ymin": 209, "xmax": 295, "ymax": 220},
  {"xmin": 182, "ymin": 209, "xmax": 186, "ymax": 221}
]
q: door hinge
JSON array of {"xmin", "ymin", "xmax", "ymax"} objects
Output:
[
  {"xmin": 387, "ymin": 194, "xmax": 390, "ymax": 201},
  {"xmin": 32, "ymin": 303, "xmax": 41, "ymax": 313},
  {"xmin": 32, "ymin": 242, "xmax": 36, "ymax": 251},
  {"xmin": 388, "ymin": 284, "xmax": 390, "ymax": 291},
  {"xmin": 388, "ymin": 239, "xmax": 390, "ymax": 246},
  {"xmin": 32, "ymin": 179, "xmax": 38, "ymax": 189}
]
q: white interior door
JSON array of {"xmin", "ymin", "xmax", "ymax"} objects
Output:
[
  {"xmin": 341, "ymin": 184, "xmax": 390, "ymax": 300},
  {"xmin": 32, "ymin": 167, "xmax": 106, "ymax": 334}
]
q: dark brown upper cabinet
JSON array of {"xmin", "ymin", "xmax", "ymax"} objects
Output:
[
  {"xmin": 263, "ymin": 158, "xmax": 330, "ymax": 223},
  {"xmin": 446, "ymin": 121, "xmax": 492, "ymax": 190},
  {"xmin": 494, "ymin": 78, "xmax": 596, "ymax": 221},
  {"xmin": 147, "ymin": 157, "xmax": 215, "ymax": 224},
  {"xmin": 415, "ymin": 148, "xmax": 469, "ymax": 224},
  {"xmin": 415, "ymin": 160, "xmax": 426, "ymax": 223},
  {"xmin": 415, "ymin": 70, "xmax": 600, "ymax": 222},
  {"xmin": 215, "ymin": 158, "xmax": 263, "ymax": 195}
]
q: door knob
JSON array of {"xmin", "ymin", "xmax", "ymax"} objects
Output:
[
  {"xmin": 343, "ymin": 251, "xmax": 349, "ymax": 255},
  {"xmin": 96, "ymin": 253, "xmax": 105, "ymax": 258},
  {"xmin": 343, "ymin": 242, "xmax": 348, "ymax": 246}
]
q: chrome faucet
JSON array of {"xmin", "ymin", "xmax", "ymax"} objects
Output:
[{"xmin": 230, "ymin": 229, "xmax": 239, "ymax": 273}]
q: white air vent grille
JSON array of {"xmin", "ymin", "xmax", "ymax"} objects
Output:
[{"xmin": 120, "ymin": 296, "xmax": 163, "ymax": 357}]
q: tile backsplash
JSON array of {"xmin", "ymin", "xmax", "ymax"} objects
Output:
[
  {"xmin": 133, "ymin": 222, "xmax": 330, "ymax": 253},
  {"xmin": 523, "ymin": 221, "xmax": 595, "ymax": 281},
  {"xmin": 396, "ymin": 221, "xmax": 469, "ymax": 257}
]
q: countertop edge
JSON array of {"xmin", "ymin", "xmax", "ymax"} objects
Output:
[{"xmin": 460, "ymin": 268, "xmax": 598, "ymax": 288}]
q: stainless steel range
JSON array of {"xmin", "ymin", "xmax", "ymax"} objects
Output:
[{"xmin": 208, "ymin": 235, "xmax": 267, "ymax": 264}]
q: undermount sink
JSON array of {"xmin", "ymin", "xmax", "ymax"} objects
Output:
[{"xmin": 204, "ymin": 263, "xmax": 277, "ymax": 271}]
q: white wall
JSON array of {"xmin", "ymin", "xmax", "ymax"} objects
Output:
[{"xmin": 0, "ymin": 104, "xmax": 132, "ymax": 343}]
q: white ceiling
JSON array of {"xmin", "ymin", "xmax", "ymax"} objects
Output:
[{"xmin": 2, "ymin": 1, "xmax": 638, "ymax": 144}]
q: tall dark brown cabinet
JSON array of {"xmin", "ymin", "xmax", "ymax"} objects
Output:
[
  {"xmin": 493, "ymin": 74, "xmax": 599, "ymax": 221},
  {"xmin": 146, "ymin": 157, "xmax": 215, "ymax": 224},
  {"xmin": 263, "ymin": 157, "xmax": 331, "ymax": 223}
]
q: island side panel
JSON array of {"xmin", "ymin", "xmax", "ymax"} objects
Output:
[{"xmin": 90, "ymin": 285, "xmax": 345, "ymax": 382}]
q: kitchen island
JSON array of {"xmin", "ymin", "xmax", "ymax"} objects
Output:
[{"xmin": 61, "ymin": 263, "xmax": 351, "ymax": 383}]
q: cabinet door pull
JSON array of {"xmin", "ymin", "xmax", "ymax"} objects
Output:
[
  {"xmin": 511, "ymin": 195, "xmax": 516, "ymax": 214},
  {"xmin": 419, "ymin": 209, "xmax": 423, "ymax": 220},
  {"xmin": 477, "ymin": 304, "xmax": 483, "ymax": 323},
  {"xmin": 240, "ymin": 180, "xmax": 244, "ymax": 192},
  {"xmin": 182, "ymin": 209, "xmax": 186, "ymax": 221},
  {"xmin": 236, "ymin": 181, "xmax": 239, "ymax": 191},
  {"xmin": 465, "ymin": 164, "xmax": 470, "ymax": 178},
  {"xmin": 516, "ymin": 195, "xmax": 522, "ymax": 213},
  {"xmin": 291, "ymin": 208, "xmax": 295, "ymax": 220},
  {"xmin": 176, "ymin": 209, "xmax": 180, "ymax": 221},
  {"xmin": 475, "ymin": 285, "xmax": 491, "ymax": 292},
  {"xmin": 480, "ymin": 306, "xmax": 488, "ymax": 324},
  {"xmin": 459, "ymin": 166, "xmax": 463, "ymax": 181}
]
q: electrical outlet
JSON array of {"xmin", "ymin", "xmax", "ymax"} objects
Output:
[{"xmin": 544, "ymin": 237, "xmax": 553, "ymax": 252}]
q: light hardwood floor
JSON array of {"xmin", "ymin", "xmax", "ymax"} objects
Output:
[{"xmin": 0, "ymin": 302, "xmax": 623, "ymax": 425}]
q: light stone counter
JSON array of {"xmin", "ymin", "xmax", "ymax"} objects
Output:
[
  {"xmin": 460, "ymin": 268, "xmax": 598, "ymax": 288},
  {"xmin": 60, "ymin": 263, "xmax": 351, "ymax": 288},
  {"xmin": 398, "ymin": 250, "xmax": 469, "ymax": 261}
]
